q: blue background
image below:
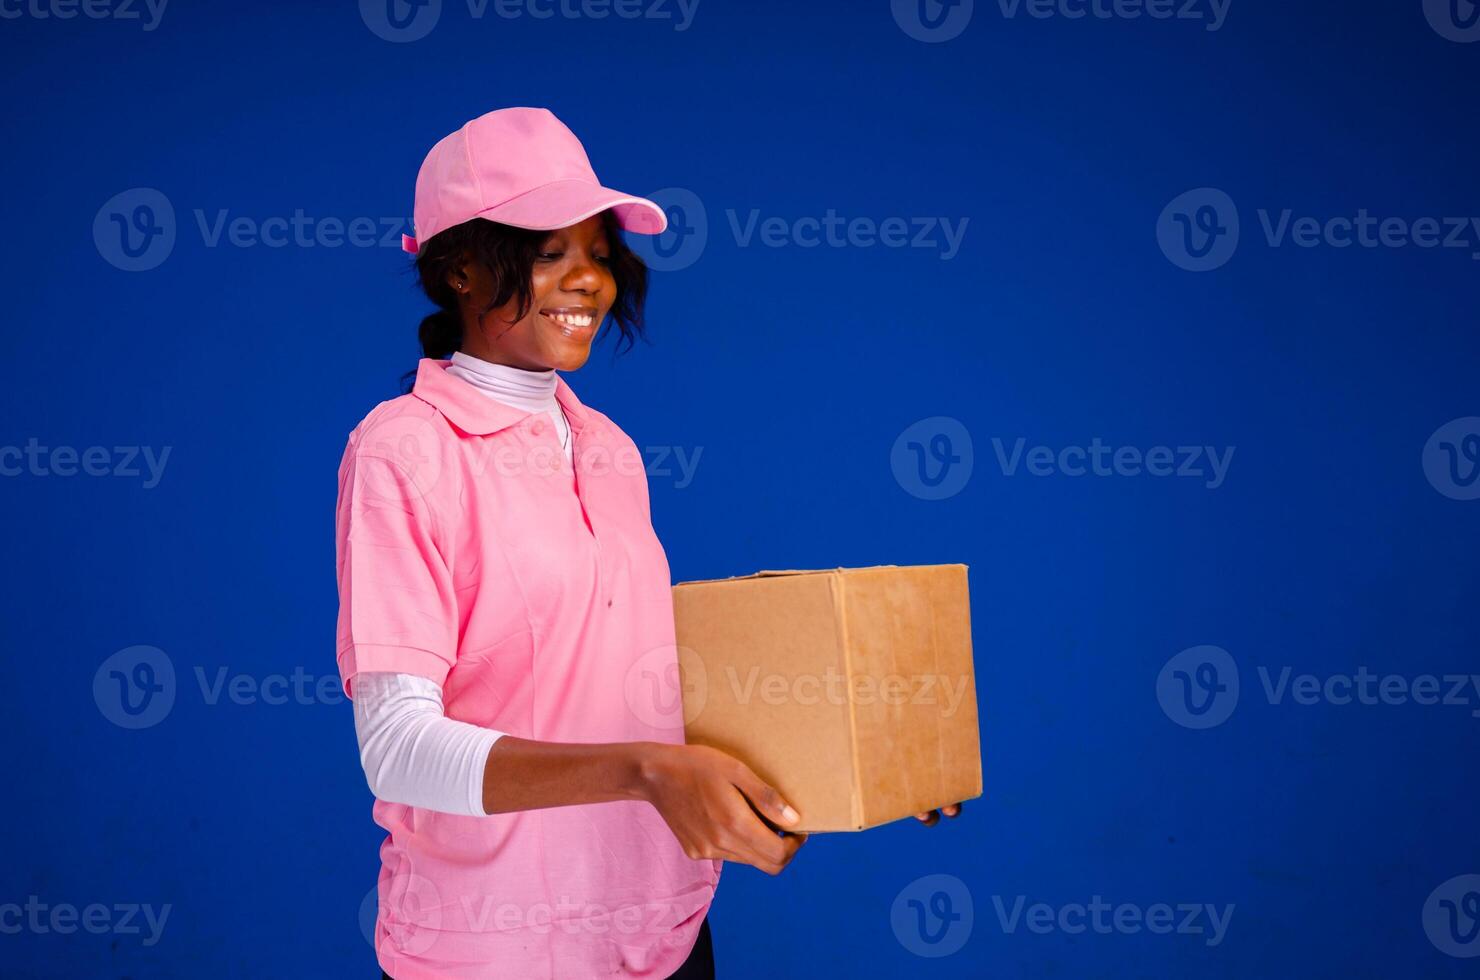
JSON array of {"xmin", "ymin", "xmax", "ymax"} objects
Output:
[{"xmin": 2, "ymin": 0, "xmax": 1477, "ymax": 976}]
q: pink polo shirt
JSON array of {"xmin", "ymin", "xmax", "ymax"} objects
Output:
[{"xmin": 335, "ymin": 358, "xmax": 721, "ymax": 979}]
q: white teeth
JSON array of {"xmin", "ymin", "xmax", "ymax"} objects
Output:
[{"xmin": 546, "ymin": 312, "xmax": 594, "ymax": 328}]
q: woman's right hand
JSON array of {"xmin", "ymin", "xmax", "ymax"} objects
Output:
[{"xmin": 636, "ymin": 743, "xmax": 809, "ymax": 876}]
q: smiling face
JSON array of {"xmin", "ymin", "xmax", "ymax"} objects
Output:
[{"xmin": 453, "ymin": 214, "xmax": 617, "ymax": 372}]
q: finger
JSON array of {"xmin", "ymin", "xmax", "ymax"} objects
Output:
[
  {"xmin": 944, "ymin": 802, "xmax": 963, "ymax": 818},
  {"xmin": 726, "ymin": 795, "xmax": 808, "ymax": 873},
  {"xmin": 741, "ymin": 791, "xmax": 786, "ymax": 834},
  {"xmin": 746, "ymin": 815, "xmax": 802, "ymax": 871},
  {"xmin": 745, "ymin": 827, "xmax": 807, "ymax": 875},
  {"xmin": 716, "ymin": 786, "xmax": 802, "ymax": 873},
  {"xmin": 915, "ymin": 809, "xmax": 941, "ymax": 827},
  {"xmin": 729, "ymin": 762, "xmax": 801, "ymax": 829}
]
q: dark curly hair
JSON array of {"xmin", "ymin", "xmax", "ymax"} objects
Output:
[{"xmin": 403, "ymin": 209, "xmax": 651, "ymax": 390}]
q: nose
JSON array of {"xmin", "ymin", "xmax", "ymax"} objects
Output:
[{"xmin": 560, "ymin": 252, "xmax": 605, "ymax": 293}]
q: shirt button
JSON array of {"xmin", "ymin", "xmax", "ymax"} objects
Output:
[
  {"xmin": 607, "ymin": 599, "xmax": 613, "ymax": 607},
  {"xmin": 531, "ymin": 421, "xmax": 545, "ymax": 435}
]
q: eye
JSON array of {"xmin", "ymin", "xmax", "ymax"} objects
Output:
[
  {"xmin": 594, "ymin": 254, "xmax": 612, "ymax": 265},
  {"xmin": 537, "ymin": 251, "xmax": 563, "ymax": 261}
]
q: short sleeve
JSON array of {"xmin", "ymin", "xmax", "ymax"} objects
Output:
[{"xmin": 335, "ymin": 447, "xmax": 458, "ymax": 698}]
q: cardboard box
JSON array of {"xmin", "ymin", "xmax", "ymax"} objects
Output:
[{"xmin": 671, "ymin": 564, "xmax": 982, "ymax": 832}]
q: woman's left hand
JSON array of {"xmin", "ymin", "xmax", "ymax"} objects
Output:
[{"xmin": 914, "ymin": 802, "xmax": 964, "ymax": 826}]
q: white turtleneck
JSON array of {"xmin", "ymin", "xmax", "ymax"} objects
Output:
[{"xmin": 352, "ymin": 351, "xmax": 574, "ymax": 817}]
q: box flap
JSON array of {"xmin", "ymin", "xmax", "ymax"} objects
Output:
[
  {"xmin": 675, "ymin": 565, "xmax": 901, "ymax": 588},
  {"xmin": 675, "ymin": 564, "xmax": 968, "ymax": 589}
]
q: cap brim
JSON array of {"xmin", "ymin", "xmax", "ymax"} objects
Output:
[{"xmin": 477, "ymin": 179, "xmax": 668, "ymax": 236}]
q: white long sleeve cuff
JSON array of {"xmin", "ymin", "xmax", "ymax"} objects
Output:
[{"xmin": 351, "ymin": 671, "xmax": 506, "ymax": 817}]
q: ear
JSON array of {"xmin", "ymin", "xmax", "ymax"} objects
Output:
[{"xmin": 444, "ymin": 250, "xmax": 471, "ymax": 295}]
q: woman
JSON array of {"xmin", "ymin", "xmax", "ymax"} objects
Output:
[{"xmin": 335, "ymin": 107, "xmax": 960, "ymax": 980}]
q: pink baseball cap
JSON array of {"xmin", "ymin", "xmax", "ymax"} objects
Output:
[{"xmin": 402, "ymin": 107, "xmax": 667, "ymax": 254}]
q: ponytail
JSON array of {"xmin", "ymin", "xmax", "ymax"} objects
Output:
[
  {"xmin": 418, "ymin": 308, "xmax": 462, "ymax": 360},
  {"xmin": 400, "ymin": 305, "xmax": 462, "ymax": 393}
]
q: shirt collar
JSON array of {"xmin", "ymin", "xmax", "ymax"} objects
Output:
[{"xmin": 411, "ymin": 357, "xmax": 593, "ymax": 436}]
